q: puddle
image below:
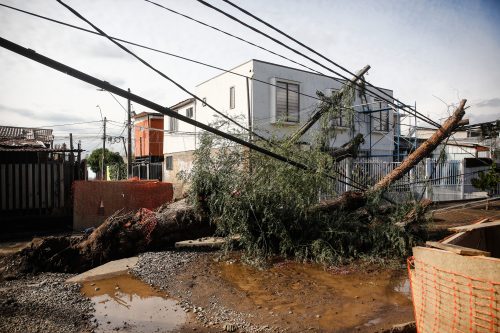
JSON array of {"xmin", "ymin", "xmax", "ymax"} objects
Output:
[
  {"xmin": 219, "ymin": 261, "xmax": 413, "ymax": 332},
  {"xmin": 81, "ymin": 274, "xmax": 186, "ymax": 333}
]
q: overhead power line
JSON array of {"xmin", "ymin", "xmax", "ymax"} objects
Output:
[
  {"xmin": 0, "ymin": 3, "xmax": 394, "ymax": 128},
  {"xmin": 56, "ymin": 0, "xmax": 273, "ymax": 145},
  {"xmin": 0, "ymin": 35, "xmax": 367, "ymax": 191},
  {"xmin": 194, "ymin": 0, "xmax": 441, "ymax": 129},
  {"xmin": 220, "ymin": 0, "xmax": 440, "ymax": 128}
]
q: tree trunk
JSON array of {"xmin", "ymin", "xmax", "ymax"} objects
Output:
[
  {"xmin": 368, "ymin": 99, "xmax": 467, "ymax": 195},
  {"xmin": 323, "ymin": 133, "xmax": 364, "ymax": 162},
  {"xmin": 313, "ymin": 100, "xmax": 467, "ymax": 213},
  {"xmin": 9, "ymin": 199, "xmax": 213, "ymax": 275}
]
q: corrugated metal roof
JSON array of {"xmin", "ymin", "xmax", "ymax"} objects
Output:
[{"xmin": 0, "ymin": 126, "xmax": 53, "ymax": 144}]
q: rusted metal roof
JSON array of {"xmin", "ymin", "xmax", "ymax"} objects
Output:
[{"xmin": 0, "ymin": 125, "xmax": 53, "ymax": 144}]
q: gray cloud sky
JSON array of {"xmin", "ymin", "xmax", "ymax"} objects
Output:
[{"xmin": 1, "ymin": 0, "xmax": 499, "ymax": 155}]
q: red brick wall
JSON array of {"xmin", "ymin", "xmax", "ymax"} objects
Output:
[{"xmin": 73, "ymin": 179, "xmax": 173, "ymax": 230}]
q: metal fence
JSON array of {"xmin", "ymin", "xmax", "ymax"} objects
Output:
[
  {"xmin": 326, "ymin": 158, "xmax": 495, "ymax": 202},
  {"xmin": 0, "ymin": 161, "xmax": 83, "ymax": 216},
  {"xmin": 132, "ymin": 162, "xmax": 162, "ymax": 181}
]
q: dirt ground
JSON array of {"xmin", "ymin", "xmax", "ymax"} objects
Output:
[{"xmin": 429, "ymin": 199, "xmax": 500, "ymax": 233}]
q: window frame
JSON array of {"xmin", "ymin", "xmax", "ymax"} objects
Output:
[
  {"xmin": 169, "ymin": 113, "xmax": 178, "ymax": 132},
  {"xmin": 371, "ymin": 98, "xmax": 390, "ymax": 132},
  {"xmin": 275, "ymin": 80, "xmax": 300, "ymax": 123},
  {"xmin": 186, "ymin": 107, "xmax": 194, "ymax": 119},
  {"xmin": 165, "ymin": 156, "xmax": 173, "ymax": 170},
  {"xmin": 229, "ymin": 86, "xmax": 235, "ymax": 109}
]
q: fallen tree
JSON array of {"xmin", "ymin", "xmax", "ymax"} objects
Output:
[
  {"xmin": 314, "ymin": 99, "xmax": 467, "ymax": 213},
  {"xmin": 3, "ymin": 199, "xmax": 213, "ymax": 275},
  {"xmin": 2, "ymin": 97, "xmax": 467, "ymax": 275}
]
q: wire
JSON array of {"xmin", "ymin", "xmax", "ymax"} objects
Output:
[
  {"xmin": 56, "ymin": 0, "xmax": 275, "ymax": 146},
  {"xmin": 55, "ymin": 1, "xmax": 373, "ymax": 191},
  {"xmin": 0, "ymin": 3, "xmax": 395, "ymax": 135},
  {"xmin": 37, "ymin": 120, "xmax": 103, "ymax": 127},
  {"xmin": 146, "ymin": 1, "xmax": 410, "ymax": 120},
  {"xmin": 216, "ymin": 0, "xmax": 442, "ymax": 129}
]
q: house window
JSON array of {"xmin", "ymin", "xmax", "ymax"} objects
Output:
[
  {"xmin": 229, "ymin": 86, "xmax": 235, "ymax": 109},
  {"xmin": 276, "ymin": 81, "xmax": 299, "ymax": 123},
  {"xmin": 169, "ymin": 114, "xmax": 178, "ymax": 132},
  {"xmin": 165, "ymin": 156, "xmax": 173, "ymax": 170},
  {"xmin": 186, "ymin": 107, "xmax": 194, "ymax": 118},
  {"xmin": 371, "ymin": 98, "xmax": 389, "ymax": 132}
]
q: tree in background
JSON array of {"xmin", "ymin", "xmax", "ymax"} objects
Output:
[{"xmin": 87, "ymin": 148, "xmax": 124, "ymax": 179}]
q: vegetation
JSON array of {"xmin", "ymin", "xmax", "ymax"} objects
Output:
[
  {"xmin": 87, "ymin": 148, "xmax": 124, "ymax": 177},
  {"xmin": 180, "ymin": 87, "xmax": 425, "ymax": 265},
  {"xmin": 471, "ymin": 162, "xmax": 500, "ymax": 196}
]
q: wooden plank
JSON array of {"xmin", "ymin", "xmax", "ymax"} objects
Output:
[
  {"xmin": 7, "ymin": 164, "xmax": 13, "ymax": 210},
  {"xmin": 47, "ymin": 163, "xmax": 52, "ymax": 209},
  {"xmin": 426, "ymin": 241, "xmax": 491, "ymax": 256},
  {"xmin": 21, "ymin": 164, "xmax": 26, "ymax": 209},
  {"xmin": 40, "ymin": 164, "xmax": 45, "ymax": 209},
  {"xmin": 448, "ymin": 220, "xmax": 500, "ymax": 233},
  {"xmin": 0, "ymin": 164, "xmax": 6, "ymax": 210},
  {"xmin": 59, "ymin": 162, "xmax": 64, "ymax": 208},
  {"xmin": 14, "ymin": 164, "xmax": 20, "ymax": 209},
  {"xmin": 28, "ymin": 164, "xmax": 33, "ymax": 209},
  {"xmin": 441, "ymin": 218, "xmax": 490, "ymax": 244}
]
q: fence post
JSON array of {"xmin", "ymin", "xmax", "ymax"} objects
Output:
[
  {"xmin": 460, "ymin": 159, "xmax": 465, "ymax": 199},
  {"xmin": 425, "ymin": 158, "xmax": 432, "ymax": 200},
  {"xmin": 346, "ymin": 158, "xmax": 353, "ymax": 192}
]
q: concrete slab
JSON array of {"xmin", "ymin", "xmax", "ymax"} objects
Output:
[{"xmin": 66, "ymin": 257, "xmax": 138, "ymax": 283}]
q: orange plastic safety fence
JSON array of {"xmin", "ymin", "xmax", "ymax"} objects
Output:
[{"xmin": 407, "ymin": 256, "xmax": 499, "ymax": 333}]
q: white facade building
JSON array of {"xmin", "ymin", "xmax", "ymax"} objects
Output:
[{"xmin": 164, "ymin": 59, "xmax": 395, "ymax": 196}]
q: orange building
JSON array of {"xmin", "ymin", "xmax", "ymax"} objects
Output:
[{"xmin": 133, "ymin": 112, "xmax": 164, "ymax": 161}]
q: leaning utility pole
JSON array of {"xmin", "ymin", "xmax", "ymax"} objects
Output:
[
  {"xmin": 102, "ymin": 116, "xmax": 107, "ymax": 180},
  {"xmin": 127, "ymin": 88, "xmax": 132, "ymax": 178}
]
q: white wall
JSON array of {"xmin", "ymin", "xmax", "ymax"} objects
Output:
[
  {"xmin": 163, "ymin": 59, "xmax": 395, "ymax": 160},
  {"xmin": 164, "ymin": 100, "xmax": 197, "ymax": 154}
]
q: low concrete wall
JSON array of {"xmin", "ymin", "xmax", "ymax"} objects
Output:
[{"xmin": 73, "ymin": 180, "xmax": 173, "ymax": 230}]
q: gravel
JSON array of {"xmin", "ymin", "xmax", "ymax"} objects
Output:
[
  {"xmin": 0, "ymin": 273, "xmax": 94, "ymax": 333},
  {"xmin": 132, "ymin": 251, "xmax": 284, "ymax": 333}
]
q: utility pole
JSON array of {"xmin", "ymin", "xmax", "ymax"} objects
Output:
[
  {"xmin": 127, "ymin": 88, "xmax": 132, "ymax": 178},
  {"xmin": 102, "ymin": 116, "xmax": 107, "ymax": 180}
]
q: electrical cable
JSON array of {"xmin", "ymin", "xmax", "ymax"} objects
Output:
[
  {"xmin": 56, "ymin": 1, "xmax": 375, "ymax": 191},
  {"xmin": 220, "ymin": 0, "xmax": 440, "ymax": 128},
  {"xmin": 0, "ymin": 35, "xmax": 369, "ymax": 190},
  {"xmin": 56, "ymin": 0, "xmax": 274, "ymax": 146},
  {"xmin": 194, "ymin": 0, "xmax": 441, "ymax": 129},
  {"xmin": 0, "ymin": 3, "xmax": 393, "ymax": 134}
]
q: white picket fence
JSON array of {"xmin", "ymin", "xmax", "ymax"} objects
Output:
[{"xmin": 326, "ymin": 158, "xmax": 493, "ymax": 202}]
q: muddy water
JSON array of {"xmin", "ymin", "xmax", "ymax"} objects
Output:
[
  {"xmin": 219, "ymin": 261, "xmax": 413, "ymax": 332},
  {"xmin": 81, "ymin": 274, "xmax": 186, "ymax": 333}
]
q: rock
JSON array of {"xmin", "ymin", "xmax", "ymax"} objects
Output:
[{"xmin": 223, "ymin": 323, "xmax": 237, "ymax": 332}]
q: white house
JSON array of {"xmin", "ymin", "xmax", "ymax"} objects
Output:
[{"xmin": 164, "ymin": 59, "xmax": 395, "ymax": 195}]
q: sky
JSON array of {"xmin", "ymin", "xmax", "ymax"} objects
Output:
[{"xmin": 1, "ymin": 0, "xmax": 499, "ymax": 157}]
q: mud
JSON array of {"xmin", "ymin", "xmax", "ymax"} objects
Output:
[
  {"xmin": 81, "ymin": 274, "xmax": 187, "ymax": 333},
  {"xmin": 166, "ymin": 253, "xmax": 414, "ymax": 333},
  {"xmin": 218, "ymin": 260, "xmax": 412, "ymax": 332}
]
